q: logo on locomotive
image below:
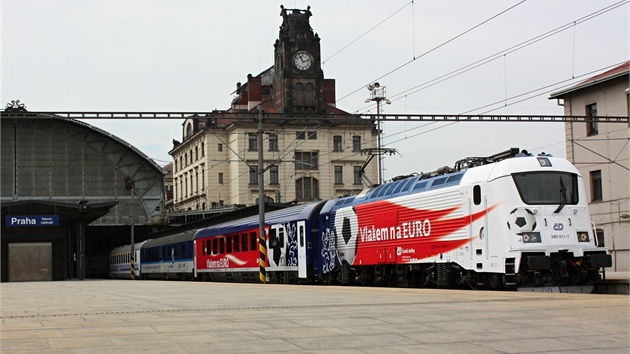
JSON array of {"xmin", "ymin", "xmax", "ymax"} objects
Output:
[{"xmin": 206, "ymin": 258, "xmax": 229, "ymax": 269}]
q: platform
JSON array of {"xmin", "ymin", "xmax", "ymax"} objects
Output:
[{"xmin": 1, "ymin": 280, "xmax": 628, "ymax": 353}]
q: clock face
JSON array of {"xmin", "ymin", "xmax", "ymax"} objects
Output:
[{"xmin": 294, "ymin": 52, "xmax": 313, "ymax": 71}]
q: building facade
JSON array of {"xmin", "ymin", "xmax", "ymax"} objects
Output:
[
  {"xmin": 549, "ymin": 61, "xmax": 630, "ymax": 272},
  {"xmin": 169, "ymin": 7, "xmax": 377, "ymax": 211}
]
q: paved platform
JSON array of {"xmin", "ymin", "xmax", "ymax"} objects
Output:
[{"xmin": 1, "ymin": 280, "xmax": 628, "ymax": 353}]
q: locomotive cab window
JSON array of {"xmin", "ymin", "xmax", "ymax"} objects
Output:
[{"xmin": 512, "ymin": 172, "xmax": 578, "ymax": 205}]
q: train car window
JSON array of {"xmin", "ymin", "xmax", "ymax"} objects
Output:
[
  {"xmin": 226, "ymin": 236, "xmax": 232, "ymax": 253},
  {"xmin": 279, "ymin": 228, "xmax": 285, "ymax": 247},
  {"xmin": 242, "ymin": 234, "xmax": 248, "ymax": 251},
  {"xmin": 376, "ymin": 183, "xmax": 396, "ymax": 198},
  {"xmin": 250, "ymin": 232, "xmax": 257, "ymax": 251},
  {"xmin": 219, "ymin": 238, "xmax": 225, "ymax": 254},
  {"xmin": 399, "ymin": 178, "xmax": 416, "ymax": 194},
  {"xmin": 413, "ymin": 181, "xmax": 428, "ymax": 191},
  {"xmin": 269, "ymin": 228, "xmax": 278, "ymax": 248},
  {"xmin": 299, "ymin": 226, "xmax": 305, "ymax": 247},
  {"xmin": 202, "ymin": 241, "xmax": 206, "ymax": 255},
  {"xmin": 447, "ymin": 174, "xmax": 464, "ymax": 184},
  {"xmin": 391, "ymin": 180, "xmax": 406, "ymax": 194},
  {"xmin": 367, "ymin": 185, "xmax": 385, "ymax": 199},
  {"xmin": 233, "ymin": 235, "xmax": 240, "ymax": 252},
  {"xmin": 212, "ymin": 238, "xmax": 218, "ymax": 255},
  {"xmin": 473, "ymin": 185, "xmax": 481, "ymax": 205},
  {"xmin": 432, "ymin": 177, "xmax": 448, "ymax": 186},
  {"xmin": 181, "ymin": 244, "xmax": 186, "ymax": 258}
]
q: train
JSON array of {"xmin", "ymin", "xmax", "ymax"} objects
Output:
[{"xmin": 107, "ymin": 148, "xmax": 612, "ymax": 292}]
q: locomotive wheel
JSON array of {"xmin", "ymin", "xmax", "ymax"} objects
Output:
[{"xmin": 486, "ymin": 273, "xmax": 502, "ymax": 290}]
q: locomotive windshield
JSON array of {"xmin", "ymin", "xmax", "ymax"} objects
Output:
[{"xmin": 512, "ymin": 172, "xmax": 578, "ymax": 205}]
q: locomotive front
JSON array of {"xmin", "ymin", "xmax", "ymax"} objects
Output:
[{"xmin": 492, "ymin": 155, "xmax": 612, "ymax": 291}]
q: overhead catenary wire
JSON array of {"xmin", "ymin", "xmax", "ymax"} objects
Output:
[
  {"xmin": 355, "ymin": 0, "xmax": 628, "ymax": 113},
  {"xmin": 337, "ymin": 0, "xmax": 529, "ymax": 104}
]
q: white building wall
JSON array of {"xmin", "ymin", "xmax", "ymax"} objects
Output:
[
  {"xmin": 171, "ymin": 119, "xmax": 377, "ymax": 210},
  {"xmin": 562, "ymin": 76, "xmax": 629, "ymax": 272}
]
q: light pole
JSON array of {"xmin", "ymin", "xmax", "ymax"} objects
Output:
[
  {"xmin": 366, "ymin": 83, "xmax": 391, "ymax": 184},
  {"xmin": 125, "ymin": 176, "xmax": 135, "ymax": 280},
  {"xmin": 257, "ymin": 106, "xmax": 267, "ymax": 284}
]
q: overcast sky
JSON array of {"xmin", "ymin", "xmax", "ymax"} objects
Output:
[{"xmin": 3, "ymin": 1, "xmax": 628, "ymax": 179}]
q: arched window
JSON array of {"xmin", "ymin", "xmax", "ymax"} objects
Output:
[
  {"xmin": 304, "ymin": 83, "xmax": 315, "ymax": 106},
  {"xmin": 294, "ymin": 82, "xmax": 304, "ymax": 106},
  {"xmin": 185, "ymin": 122, "xmax": 193, "ymax": 138},
  {"xmin": 296, "ymin": 177, "xmax": 319, "ymax": 201}
]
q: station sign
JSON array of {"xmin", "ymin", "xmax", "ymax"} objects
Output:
[{"xmin": 6, "ymin": 215, "xmax": 59, "ymax": 227}]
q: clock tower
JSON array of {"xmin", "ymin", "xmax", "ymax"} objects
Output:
[{"xmin": 274, "ymin": 6, "xmax": 326, "ymax": 114}]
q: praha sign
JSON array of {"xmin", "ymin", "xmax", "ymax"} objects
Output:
[{"xmin": 6, "ymin": 215, "xmax": 59, "ymax": 227}]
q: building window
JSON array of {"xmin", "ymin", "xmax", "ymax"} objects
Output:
[
  {"xmin": 333, "ymin": 135, "xmax": 342, "ymax": 151},
  {"xmin": 249, "ymin": 166, "xmax": 258, "ymax": 184},
  {"xmin": 270, "ymin": 166, "xmax": 279, "ymax": 184},
  {"xmin": 586, "ymin": 103, "xmax": 598, "ymax": 136},
  {"xmin": 201, "ymin": 168, "xmax": 205, "ymax": 190},
  {"xmin": 218, "ymin": 172, "xmax": 223, "ymax": 184},
  {"xmin": 296, "ymin": 131, "xmax": 306, "ymax": 139},
  {"xmin": 269, "ymin": 133, "xmax": 278, "ymax": 151},
  {"xmin": 307, "ymin": 131, "xmax": 317, "ymax": 140},
  {"xmin": 195, "ymin": 146, "xmax": 198, "ymax": 161},
  {"xmin": 294, "ymin": 83, "xmax": 315, "ymax": 106},
  {"xmin": 248, "ymin": 133, "xmax": 258, "ymax": 151},
  {"xmin": 295, "ymin": 151, "xmax": 318, "ymax": 170},
  {"xmin": 295, "ymin": 82, "xmax": 304, "ymax": 106},
  {"xmin": 218, "ymin": 143, "xmax": 223, "ymax": 151},
  {"xmin": 186, "ymin": 123, "xmax": 193, "ymax": 138},
  {"xmin": 352, "ymin": 136, "xmax": 361, "ymax": 152},
  {"xmin": 596, "ymin": 229, "xmax": 605, "ymax": 247},
  {"xmin": 590, "ymin": 170, "xmax": 602, "ymax": 202},
  {"xmin": 201, "ymin": 142, "xmax": 205, "ymax": 157},
  {"xmin": 334, "ymin": 166, "xmax": 343, "ymax": 184},
  {"xmin": 305, "ymin": 83, "xmax": 315, "ymax": 106},
  {"xmin": 296, "ymin": 177, "xmax": 319, "ymax": 201},
  {"xmin": 354, "ymin": 166, "xmax": 362, "ymax": 184}
]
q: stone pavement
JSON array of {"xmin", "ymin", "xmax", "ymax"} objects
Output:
[{"xmin": 1, "ymin": 280, "xmax": 628, "ymax": 353}]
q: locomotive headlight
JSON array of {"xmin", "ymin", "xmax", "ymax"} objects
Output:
[
  {"xmin": 522, "ymin": 232, "xmax": 541, "ymax": 243},
  {"xmin": 577, "ymin": 231, "xmax": 590, "ymax": 243}
]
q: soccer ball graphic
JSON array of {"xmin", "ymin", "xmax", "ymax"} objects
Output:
[
  {"xmin": 334, "ymin": 207, "xmax": 359, "ymax": 265},
  {"xmin": 506, "ymin": 208, "xmax": 537, "ymax": 233}
]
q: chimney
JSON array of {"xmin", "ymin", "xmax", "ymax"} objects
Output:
[
  {"xmin": 247, "ymin": 74, "xmax": 262, "ymax": 111},
  {"xmin": 324, "ymin": 79, "xmax": 336, "ymax": 107}
]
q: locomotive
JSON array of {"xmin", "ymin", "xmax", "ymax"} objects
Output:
[{"xmin": 109, "ymin": 148, "xmax": 612, "ymax": 292}]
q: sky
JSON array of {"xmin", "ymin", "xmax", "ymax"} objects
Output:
[{"xmin": 2, "ymin": 1, "xmax": 628, "ymax": 180}]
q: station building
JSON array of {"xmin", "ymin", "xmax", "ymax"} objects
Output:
[
  {"xmin": 169, "ymin": 6, "xmax": 378, "ymax": 212},
  {"xmin": 1, "ymin": 105, "xmax": 166, "ymax": 281},
  {"xmin": 549, "ymin": 61, "xmax": 630, "ymax": 272}
]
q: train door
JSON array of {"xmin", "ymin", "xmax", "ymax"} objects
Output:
[
  {"xmin": 470, "ymin": 184, "xmax": 488, "ymax": 263},
  {"xmin": 268, "ymin": 224, "xmax": 287, "ymax": 267},
  {"xmin": 297, "ymin": 221, "xmax": 307, "ymax": 278}
]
